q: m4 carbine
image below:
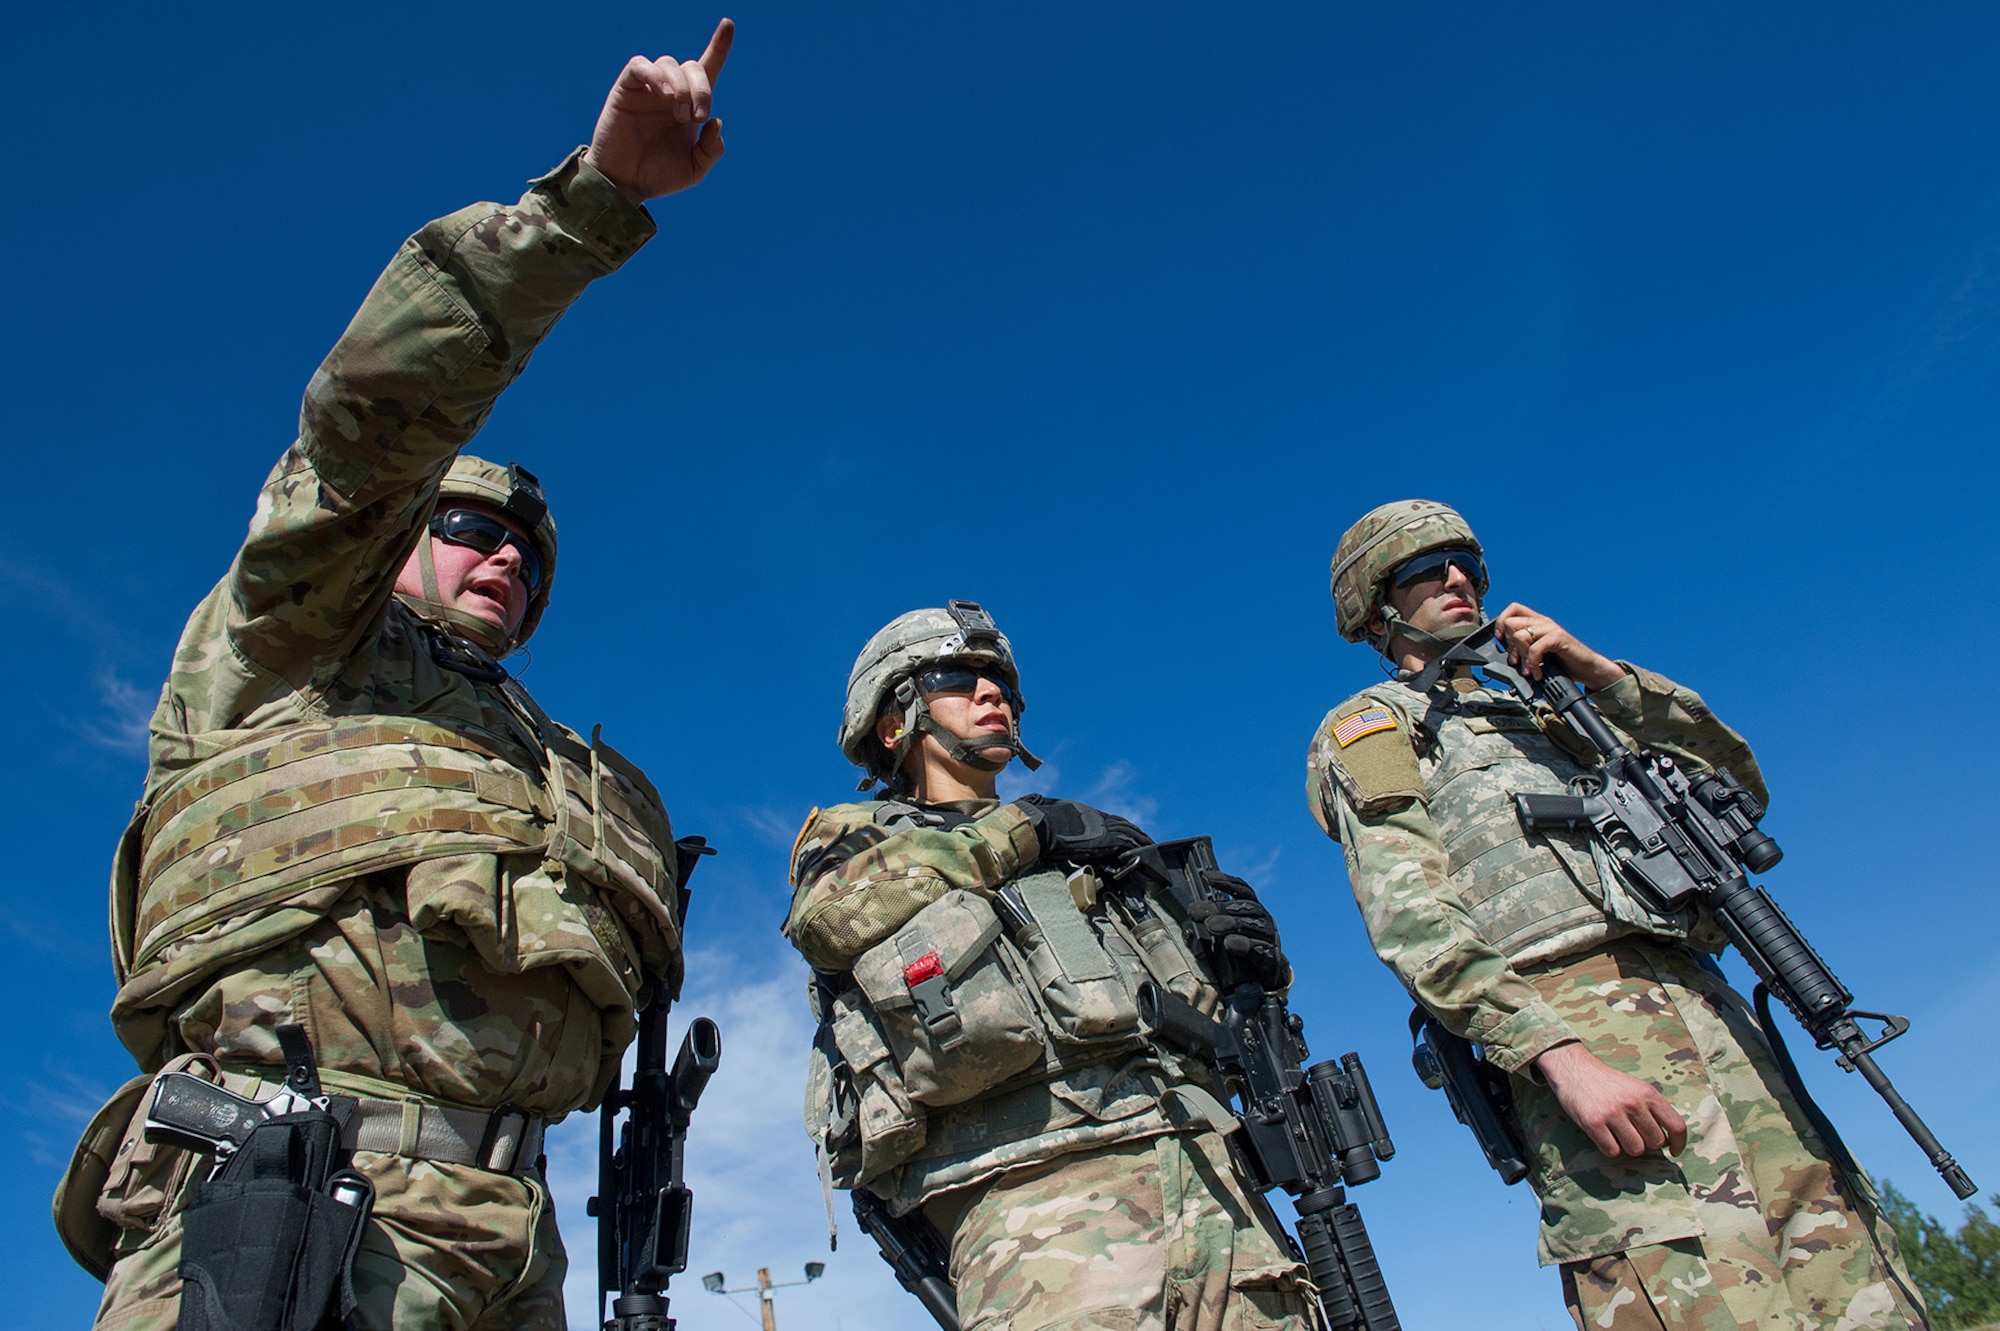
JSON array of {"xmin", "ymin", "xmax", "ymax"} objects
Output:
[
  {"xmin": 852, "ymin": 1188, "xmax": 960, "ymax": 1331},
  {"xmin": 1111, "ymin": 838, "xmax": 1404, "ymax": 1331},
  {"xmin": 1427, "ymin": 622, "xmax": 1975, "ymax": 1201},
  {"xmin": 589, "ymin": 836, "xmax": 725, "ymax": 1331}
]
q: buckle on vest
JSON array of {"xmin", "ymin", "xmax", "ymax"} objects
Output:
[{"xmin": 902, "ymin": 952, "xmax": 963, "ymax": 1048}]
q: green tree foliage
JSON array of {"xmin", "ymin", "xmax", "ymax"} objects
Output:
[{"xmin": 1877, "ymin": 1179, "xmax": 2000, "ymax": 1329}]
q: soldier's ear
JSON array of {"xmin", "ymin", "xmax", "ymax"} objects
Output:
[{"xmin": 874, "ymin": 708, "xmax": 903, "ymax": 752}]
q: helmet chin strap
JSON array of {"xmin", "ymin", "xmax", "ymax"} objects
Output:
[
  {"xmin": 407, "ymin": 538, "xmax": 514, "ymax": 654},
  {"xmin": 880, "ymin": 687, "xmax": 1042, "ymax": 794},
  {"xmin": 1374, "ymin": 604, "xmax": 1485, "ymax": 660}
]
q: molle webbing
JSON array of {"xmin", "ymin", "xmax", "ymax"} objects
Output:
[
  {"xmin": 125, "ymin": 716, "xmax": 678, "ymax": 977},
  {"xmin": 130, "ymin": 720, "xmax": 550, "ymax": 972},
  {"xmin": 1369, "ymin": 681, "xmax": 1680, "ymax": 962}
]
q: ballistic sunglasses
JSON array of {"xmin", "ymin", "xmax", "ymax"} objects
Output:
[
  {"xmin": 914, "ymin": 664, "xmax": 1018, "ymax": 707},
  {"xmin": 428, "ymin": 509, "xmax": 544, "ymax": 594},
  {"xmin": 1389, "ymin": 546, "xmax": 1488, "ymax": 595}
]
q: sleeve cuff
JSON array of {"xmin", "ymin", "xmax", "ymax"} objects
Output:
[
  {"xmin": 528, "ymin": 147, "xmax": 659, "ymax": 269},
  {"xmin": 1468, "ymin": 1000, "xmax": 1577, "ymax": 1075}
]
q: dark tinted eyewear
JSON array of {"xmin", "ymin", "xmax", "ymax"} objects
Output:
[
  {"xmin": 915, "ymin": 665, "xmax": 1017, "ymax": 706},
  {"xmin": 429, "ymin": 509, "xmax": 543, "ymax": 593},
  {"xmin": 1390, "ymin": 547, "xmax": 1487, "ymax": 594}
]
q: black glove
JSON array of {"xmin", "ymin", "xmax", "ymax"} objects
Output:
[
  {"xmin": 1186, "ymin": 870, "xmax": 1290, "ymax": 989},
  {"xmin": 1013, "ymin": 795, "xmax": 1154, "ymax": 869}
]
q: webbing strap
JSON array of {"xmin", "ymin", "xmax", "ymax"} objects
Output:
[
  {"xmin": 343, "ymin": 1099, "xmax": 544, "ymax": 1172},
  {"xmin": 1015, "ymin": 870, "xmax": 1116, "ymax": 982}
]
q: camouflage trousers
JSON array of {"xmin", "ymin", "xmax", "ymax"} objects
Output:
[
  {"xmin": 92, "ymin": 1151, "xmax": 567, "ymax": 1331},
  {"xmin": 922, "ymin": 1130, "xmax": 1311, "ymax": 1331},
  {"xmin": 1511, "ymin": 943, "xmax": 1923, "ymax": 1331}
]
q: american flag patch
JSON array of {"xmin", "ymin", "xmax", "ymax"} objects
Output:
[{"xmin": 1333, "ymin": 708, "xmax": 1397, "ymax": 747}]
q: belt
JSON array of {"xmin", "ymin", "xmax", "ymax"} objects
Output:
[{"xmin": 341, "ymin": 1099, "xmax": 545, "ymax": 1173}]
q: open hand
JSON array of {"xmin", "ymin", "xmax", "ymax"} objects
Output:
[
  {"xmin": 584, "ymin": 19, "xmax": 735, "ymax": 203},
  {"xmin": 1536, "ymin": 1041, "xmax": 1687, "ymax": 1158}
]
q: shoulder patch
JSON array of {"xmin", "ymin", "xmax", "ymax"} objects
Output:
[
  {"xmin": 1317, "ymin": 698, "xmax": 1423, "ymax": 815},
  {"xmin": 1333, "ymin": 707, "xmax": 1397, "ymax": 747},
  {"xmin": 790, "ymin": 806, "xmax": 822, "ymax": 874}
]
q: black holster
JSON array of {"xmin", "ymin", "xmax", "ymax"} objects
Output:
[{"xmin": 178, "ymin": 1110, "xmax": 373, "ymax": 1331}]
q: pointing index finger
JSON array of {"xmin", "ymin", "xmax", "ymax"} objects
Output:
[{"xmin": 700, "ymin": 17, "xmax": 735, "ymax": 84}]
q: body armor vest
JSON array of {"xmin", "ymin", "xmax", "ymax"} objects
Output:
[
  {"xmin": 807, "ymin": 803, "xmax": 1218, "ymax": 1214},
  {"xmin": 1366, "ymin": 680, "xmax": 1687, "ymax": 967},
  {"xmin": 109, "ymin": 635, "xmax": 681, "ymax": 1072}
]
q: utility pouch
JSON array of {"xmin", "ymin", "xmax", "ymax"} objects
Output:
[
  {"xmin": 177, "ymin": 1111, "xmax": 374, "ymax": 1331},
  {"xmin": 852, "ymin": 890, "xmax": 1044, "ymax": 1108},
  {"xmin": 55, "ymin": 1053, "xmax": 227, "ymax": 1279},
  {"xmin": 808, "ymin": 996, "xmax": 928, "ymax": 1188},
  {"xmin": 1007, "ymin": 871, "xmax": 1142, "ymax": 1044}
]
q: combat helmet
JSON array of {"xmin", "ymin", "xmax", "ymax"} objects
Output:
[
  {"xmin": 1329, "ymin": 499, "xmax": 1487, "ymax": 651},
  {"xmin": 406, "ymin": 456, "xmax": 559, "ymax": 652},
  {"xmin": 840, "ymin": 600, "xmax": 1043, "ymax": 792}
]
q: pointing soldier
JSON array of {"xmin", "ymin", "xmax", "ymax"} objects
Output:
[
  {"xmin": 55, "ymin": 23, "xmax": 736, "ymax": 1330},
  {"xmin": 786, "ymin": 602, "xmax": 1311, "ymax": 1331},
  {"xmin": 1306, "ymin": 500, "xmax": 1923, "ymax": 1330}
]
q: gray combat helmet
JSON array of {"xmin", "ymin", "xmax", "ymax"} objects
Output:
[
  {"xmin": 840, "ymin": 600, "xmax": 1043, "ymax": 792},
  {"xmin": 1329, "ymin": 498, "xmax": 1487, "ymax": 655},
  {"xmin": 404, "ymin": 456, "xmax": 558, "ymax": 653}
]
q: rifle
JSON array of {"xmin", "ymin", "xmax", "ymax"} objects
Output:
[
  {"xmin": 1424, "ymin": 622, "xmax": 1976, "ymax": 1201},
  {"xmin": 1112, "ymin": 838, "xmax": 1403, "ymax": 1331},
  {"xmin": 1408, "ymin": 1010, "xmax": 1528, "ymax": 1186},
  {"xmin": 852, "ymin": 1188, "xmax": 960, "ymax": 1331},
  {"xmin": 590, "ymin": 836, "xmax": 725, "ymax": 1331}
]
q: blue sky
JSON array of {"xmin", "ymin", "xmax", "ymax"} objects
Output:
[{"xmin": 5, "ymin": 3, "xmax": 1998, "ymax": 1327}]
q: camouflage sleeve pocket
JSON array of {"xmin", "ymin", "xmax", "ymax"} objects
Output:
[{"xmin": 852, "ymin": 890, "xmax": 1047, "ymax": 1109}]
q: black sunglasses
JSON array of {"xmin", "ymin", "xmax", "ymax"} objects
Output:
[
  {"xmin": 915, "ymin": 664, "xmax": 1018, "ymax": 707},
  {"xmin": 1389, "ymin": 547, "xmax": 1487, "ymax": 595},
  {"xmin": 429, "ymin": 509, "xmax": 544, "ymax": 594}
]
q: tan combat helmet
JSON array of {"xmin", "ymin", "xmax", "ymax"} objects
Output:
[
  {"xmin": 839, "ymin": 600, "xmax": 1042, "ymax": 792},
  {"xmin": 1329, "ymin": 499, "xmax": 1487, "ymax": 653},
  {"xmin": 406, "ymin": 456, "xmax": 560, "ymax": 653}
]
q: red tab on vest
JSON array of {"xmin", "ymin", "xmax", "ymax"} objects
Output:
[{"xmin": 903, "ymin": 952, "xmax": 944, "ymax": 987}]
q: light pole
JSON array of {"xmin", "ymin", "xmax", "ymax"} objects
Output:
[{"xmin": 702, "ymin": 1263, "xmax": 825, "ymax": 1331}]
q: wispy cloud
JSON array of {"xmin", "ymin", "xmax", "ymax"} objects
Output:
[
  {"xmin": 75, "ymin": 665, "xmax": 154, "ymax": 752},
  {"xmin": 1083, "ymin": 759, "xmax": 1158, "ymax": 826},
  {"xmin": 739, "ymin": 805, "xmax": 811, "ymax": 849}
]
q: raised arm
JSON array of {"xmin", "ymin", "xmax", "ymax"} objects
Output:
[{"xmin": 154, "ymin": 25, "xmax": 735, "ymax": 750}]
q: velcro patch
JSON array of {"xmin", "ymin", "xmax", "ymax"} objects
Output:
[{"xmin": 1334, "ymin": 708, "xmax": 1397, "ymax": 747}]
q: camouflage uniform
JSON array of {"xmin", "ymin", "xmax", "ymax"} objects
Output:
[
  {"xmin": 787, "ymin": 798, "xmax": 1309, "ymax": 1331},
  {"xmin": 1308, "ymin": 665, "xmax": 1922, "ymax": 1331},
  {"xmin": 64, "ymin": 150, "xmax": 685, "ymax": 1330}
]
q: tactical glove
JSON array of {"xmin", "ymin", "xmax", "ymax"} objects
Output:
[
  {"xmin": 1013, "ymin": 795, "xmax": 1153, "ymax": 869},
  {"xmin": 1186, "ymin": 870, "xmax": 1290, "ymax": 989}
]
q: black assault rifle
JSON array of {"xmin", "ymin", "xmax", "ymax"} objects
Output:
[
  {"xmin": 590, "ymin": 836, "xmax": 724, "ymax": 1331},
  {"xmin": 852, "ymin": 1187, "xmax": 960, "ymax": 1331},
  {"xmin": 1423, "ymin": 622, "xmax": 1975, "ymax": 1201},
  {"xmin": 1111, "ymin": 838, "xmax": 1403, "ymax": 1331}
]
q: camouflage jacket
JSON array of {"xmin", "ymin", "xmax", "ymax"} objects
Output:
[
  {"xmin": 106, "ymin": 151, "xmax": 678, "ymax": 1117},
  {"xmin": 1307, "ymin": 662, "xmax": 1764, "ymax": 1074},
  {"xmin": 786, "ymin": 798, "xmax": 1220, "ymax": 1213}
]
